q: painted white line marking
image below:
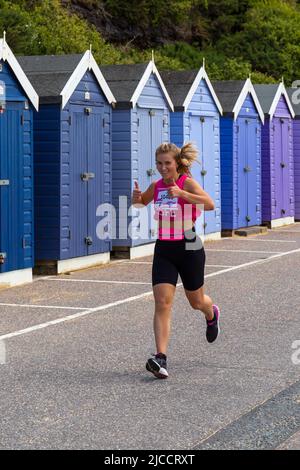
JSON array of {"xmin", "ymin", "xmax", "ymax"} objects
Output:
[
  {"xmin": 222, "ymin": 238, "xmax": 296, "ymax": 243},
  {"xmin": 122, "ymin": 261, "xmax": 152, "ymax": 265},
  {"xmin": 32, "ymin": 276, "xmax": 53, "ymax": 283},
  {"xmin": 0, "ymin": 292, "xmax": 154, "ymax": 341},
  {"xmin": 205, "ymin": 249, "xmax": 282, "ymax": 254},
  {"xmin": 273, "ymin": 230, "xmax": 300, "ymax": 234},
  {"xmin": 0, "ymin": 303, "xmax": 88, "ymax": 311},
  {"xmin": 45, "ymin": 279, "xmax": 152, "ymax": 285},
  {"xmin": 1, "ymin": 248, "xmax": 299, "ymax": 342}
]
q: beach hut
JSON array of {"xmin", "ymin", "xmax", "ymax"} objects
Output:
[
  {"xmin": 0, "ymin": 34, "xmax": 38, "ymax": 287},
  {"xmin": 287, "ymin": 87, "xmax": 300, "ymax": 221},
  {"xmin": 101, "ymin": 62, "xmax": 174, "ymax": 258},
  {"xmin": 18, "ymin": 51, "xmax": 116, "ymax": 273},
  {"xmin": 161, "ymin": 65, "xmax": 223, "ymax": 240},
  {"xmin": 212, "ymin": 79, "xmax": 264, "ymax": 233},
  {"xmin": 254, "ymin": 83, "xmax": 295, "ymax": 228}
]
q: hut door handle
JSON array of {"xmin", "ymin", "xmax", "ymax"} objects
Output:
[
  {"xmin": 0, "ymin": 252, "xmax": 7, "ymax": 264},
  {"xmin": 246, "ymin": 216, "xmax": 251, "ymax": 222},
  {"xmin": 201, "ymin": 170, "xmax": 207, "ymax": 176},
  {"xmin": 81, "ymin": 172, "xmax": 95, "ymax": 181},
  {"xmin": 147, "ymin": 169, "xmax": 156, "ymax": 176},
  {"xmin": 0, "ymin": 179, "xmax": 9, "ymax": 186},
  {"xmin": 85, "ymin": 236, "xmax": 93, "ymax": 246},
  {"xmin": 244, "ymin": 166, "xmax": 251, "ymax": 172},
  {"xmin": 280, "ymin": 162, "xmax": 286, "ymax": 168}
]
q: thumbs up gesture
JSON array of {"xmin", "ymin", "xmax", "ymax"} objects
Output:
[
  {"xmin": 167, "ymin": 178, "xmax": 182, "ymax": 198},
  {"xmin": 132, "ymin": 180, "xmax": 143, "ymax": 204}
]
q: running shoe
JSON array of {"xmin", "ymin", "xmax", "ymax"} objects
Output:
[
  {"xmin": 206, "ymin": 305, "xmax": 220, "ymax": 343},
  {"xmin": 146, "ymin": 352, "xmax": 168, "ymax": 379}
]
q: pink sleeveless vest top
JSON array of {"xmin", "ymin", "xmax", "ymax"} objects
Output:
[{"xmin": 153, "ymin": 174, "xmax": 201, "ymax": 241}]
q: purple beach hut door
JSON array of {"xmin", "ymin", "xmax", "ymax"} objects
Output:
[
  {"xmin": 273, "ymin": 117, "xmax": 290, "ymax": 219},
  {"xmin": 237, "ymin": 117, "xmax": 258, "ymax": 227}
]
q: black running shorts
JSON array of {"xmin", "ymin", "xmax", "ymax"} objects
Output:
[{"xmin": 152, "ymin": 233, "xmax": 206, "ymax": 291}]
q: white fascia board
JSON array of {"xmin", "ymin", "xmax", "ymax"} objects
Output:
[
  {"xmin": 0, "ymin": 38, "xmax": 39, "ymax": 111},
  {"xmin": 233, "ymin": 78, "xmax": 264, "ymax": 124},
  {"xmin": 130, "ymin": 61, "xmax": 174, "ymax": 111},
  {"xmin": 152, "ymin": 62, "xmax": 174, "ymax": 111},
  {"xmin": 182, "ymin": 66, "xmax": 223, "ymax": 115},
  {"xmin": 60, "ymin": 51, "xmax": 89, "ymax": 109},
  {"xmin": 269, "ymin": 82, "xmax": 295, "ymax": 120},
  {"xmin": 89, "ymin": 54, "xmax": 116, "ymax": 105}
]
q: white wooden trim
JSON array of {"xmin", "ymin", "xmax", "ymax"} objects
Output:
[
  {"xmin": 0, "ymin": 268, "xmax": 32, "ymax": 288},
  {"xmin": 269, "ymin": 83, "xmax": 295, "ymax": 120},
  {"xmin": 60, "ymin": 50, "xmax": 116, "ymax": 109},
  {"xmin": 0, "ymin": 38, "xmax": 39, "ymax": 110},
  {"xmin": 57, "ymin": 252, "xmax": 110, "ymax": 273},
  {"xmin": 232, "ymin": 78, "xmax": 264, "ymax": 124},
  {"xmin": 182, "ymin": 66, "xmax": 223, "ymax": 115},
  {"xmin": 130, "ymin": 61, "xmax": 174, "ymax": 111}
]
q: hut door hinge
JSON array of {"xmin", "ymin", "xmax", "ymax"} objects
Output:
[
  {"xmin": 22, "ymin": 237, "xmax": 26, "ymax": 249},
  {"xmin": 68, "ymin": 230, "xmax": 71, "ymax": 240},
  {"xmin": 137, "ymin": 118, "xmax": 140, "ymax": 127},
  {"xmin": 256, "ymin": 205, "xmax": 259, "ymax": 212},
  {"xmin": 237, "ymin": 208, "xmax": 240, "ymax": 215},
  {"xmin": 274, "ymin": 200, "xmax": 277, "ymax": 207},
  {"xmin": 68, "ymin": 116, "xmax": 72, "ymax": 125},
  {"xmin": 0, "ymin": 252, "xmax": 7, "ymax": 264},
  {"xmin": 21, "ymin": 114, "xmax": 24, "ymax": 126},
  {"xmin": 163, "ymin": 118, "xmax": 167, "ymax": 127},
  {"xmin": 236, "ymin": 125, "xmax": 239, "ymax": 133},
  {"xmin": 290, "ymin": 198, "xmax": 293, "ymax": 204},
  {"xmin": 103, "ymin": 118, "xmax": 105, "ymax": 127}
]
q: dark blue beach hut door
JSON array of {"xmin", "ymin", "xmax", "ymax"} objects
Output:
[
  {"xmin": 69, "ymin": 104, "xmax": 105, "ymax": 258},
  {"xmin": 273, "ymin": 118, "xmax": 289, "ymax": 219},
  {"xmin": 138, "ymin": 108, "xmax": 164, "ymax": 241},
  {"xmin": 0, "ymin": 102, "xmax": 24, "ymax": 273},
  {"xmin": 237, "ymin": 117, "xmax": 257, "ymax": 227},
  {"xmin": 190, "ymin": 116, "xmax": 216, "ymax": 236}
]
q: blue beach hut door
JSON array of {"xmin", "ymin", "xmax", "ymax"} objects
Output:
[
  {"xmin": 237, "ymin": 117, "xmax": 258, "ymax": 227},
  {"xmin": 138, "ymin": 108, "xmax": 164, "ymax": 242},
  {"xmin": 190, "ymin": 115, "xmax": 216, "ymax": 236},
  {"xmin": 69, "ymin": 104, "xmax": 105, "ymax": 258},
  {"xmin": 273, "ymin": 117, "xmax": 290, "ymax": 219},
  {"xmin": 0, "ymin": 102, "xmax": 24, "ymax": 273}
]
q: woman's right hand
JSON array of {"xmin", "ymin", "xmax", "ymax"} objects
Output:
[{"xmin": 132, "ymin": 180, "xmax": 143, "ymax": 204}]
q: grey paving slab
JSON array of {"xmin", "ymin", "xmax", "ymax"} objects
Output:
[{"xmin": 277, "ymin": 430, "xmax": 300, "ymax": 450}]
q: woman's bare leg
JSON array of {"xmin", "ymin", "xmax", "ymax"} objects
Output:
[{"xmin": 153, "ymin": 283, "xmax": 176, "ymax": 354}]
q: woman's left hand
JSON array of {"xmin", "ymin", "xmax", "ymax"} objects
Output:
[{"xmin": 167, "ymin": 179, "xmax": 183, "ymax": 199}]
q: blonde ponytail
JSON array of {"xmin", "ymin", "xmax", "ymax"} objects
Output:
[{"xmin": 155, "ymin": 142, "xmax": 199, "ymax": 175}]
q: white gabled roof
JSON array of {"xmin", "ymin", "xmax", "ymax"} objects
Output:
[
  {"xmin": 0, "ymin": 34, "xmax": 39, "ymax": 111},
  {"xmin": 60, "ymin": 50, "xmax": 116, "ymax": 109},
  {"xmin": 183, "ymin": 66, "xmax": 223, "ymax": 115},
  {"xmin": 233, "ymin": 78, "xmax": 265, "ymax": 124},
  {"xmin": 130, "ymin": 61, "xmax": 174, "ymax": 111},
  {"xmin": 269, "ymin": 82, "xmax": 295, "ymax": 120}
]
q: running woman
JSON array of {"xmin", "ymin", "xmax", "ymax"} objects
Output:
[{"xmin": 132, "ymin": 142, "xmax": 220, "ymax": 379}]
